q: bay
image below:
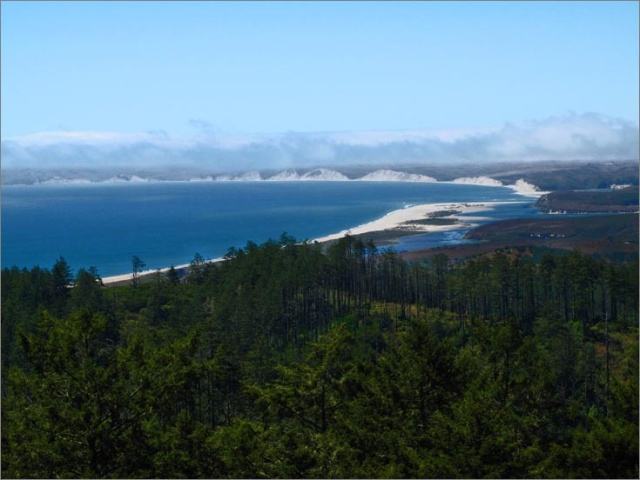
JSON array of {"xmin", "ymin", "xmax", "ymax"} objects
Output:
[{"xmin": 2, "ymin": 181, "xmax": 534, "ymax": 277}]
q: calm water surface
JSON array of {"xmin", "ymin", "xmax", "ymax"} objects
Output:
[{"xmin": 2, "ymin": 182, "xmax": 539, "ymax": 276}]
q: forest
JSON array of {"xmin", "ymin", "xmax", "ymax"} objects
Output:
[{"xmin": 1, "ymin": 234, "xmax": 638, "ymax": 478}]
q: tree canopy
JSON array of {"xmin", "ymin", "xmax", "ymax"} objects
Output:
[{"xmin": 2, "ymin": 237, "xmax": 638, "ymax": 478}]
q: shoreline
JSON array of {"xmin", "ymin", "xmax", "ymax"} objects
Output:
[
  {"xmin": 311, "ymin": 201, "xmax": 521, "ymax": 243},
  {"xmin": 101, "ymin": 263, "xmax": 190, "ymax": 287},
  {"xmin": 99, "ymin": 180, "xmax": 545, "ymax": 285},
  {"xmin": 101, "ymin": 200, "xmax": 526, "ymax": 286},
  {"xmin": 5, "ymin": 176, "xmax": 548, "ymax": 197},
  {"xmin": 101, "ymin": 260, "xmax": 225, "ymax": 287}
]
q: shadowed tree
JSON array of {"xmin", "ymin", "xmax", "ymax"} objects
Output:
[{"xmin": 131, "ymin": 255, "xmax": 146, "ymax": 287}]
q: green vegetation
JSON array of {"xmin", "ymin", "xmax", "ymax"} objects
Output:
[
  {"xmin": 427, "ymin": 209, "xmax": 462, "ymax": 217},
  {"xmin": 404, "ymin": 217, "xmax": 459, "ymax": 226},
  {"xmin": 2, "ymin": 238, "xmax": 638, "ymax": 478},
  {"xmin": 401, "ymin": 213, "xmax": 638, "ymax": 265},
  {"xmin": 401, "ymin": 210, "xmax": 461, "ymax": 226},
  {"xmin": 536, "ymin": 187, "xmax": 639, "ymax": 214},
  {"xmin": 467, "ymin": 213, "xmax": 638, "ymax": 243}
]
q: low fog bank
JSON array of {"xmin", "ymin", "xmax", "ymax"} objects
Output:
[{"xmin": 2, "ymin": 113, "xmax": 638, "ymax": 185}]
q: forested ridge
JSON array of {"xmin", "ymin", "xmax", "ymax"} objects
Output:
[{"xmin": 2, "ymin": 235, "xmax": 638, "ymax": 478}]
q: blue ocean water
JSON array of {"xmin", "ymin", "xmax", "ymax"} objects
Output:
[{"xmin": 2, "ymin": 182, "xmax": 539, "ymax": 277}]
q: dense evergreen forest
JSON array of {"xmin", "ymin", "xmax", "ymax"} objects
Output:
[{"xmin": 2, "ymin": 235, "xmax": 638, "ymax": 478}]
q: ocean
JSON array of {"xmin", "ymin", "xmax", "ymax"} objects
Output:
[{"xmin": 1, "ymin": 181, "xmax": 540, "ymax": 277}]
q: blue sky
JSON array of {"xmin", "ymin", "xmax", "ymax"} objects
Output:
[
  {"xmin": 1, "ymin": 1, "xmax": 638, "ymax": 174},
  {"xmin": 2, "ymin": 1, "xmax": 638, "ymax": 139}
]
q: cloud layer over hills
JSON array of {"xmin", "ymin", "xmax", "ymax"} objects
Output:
[{"xmin": 2, "ymin": 114, "xmax": 638, "ymax": 176}]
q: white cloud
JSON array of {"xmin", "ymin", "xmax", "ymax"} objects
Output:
[
  {"xmin": 7, "ymin": 130, "xmax": 158, "ymax": 147},
  {"xmin": 482, "ymin": 113, "xmax": 638, "ymax": 160},
  {"xmin": 2, "ymin": 113, "xmax": 637, "ymax": 175}
]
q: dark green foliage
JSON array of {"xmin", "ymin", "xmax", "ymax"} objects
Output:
[
  {"xmin": 536, "ymin": 187, "xmax": 639, "ymax": 214},
  {"xmin": 166, "ymin": 265, "xmax": 182, "ymax": 285},
  {"xmin": 131, "ymin": 255, "xmax": 146, "ymax": 287},
  {"xmin": 2, "ymin": 240, "xmax": 638, "ymax": 478}
]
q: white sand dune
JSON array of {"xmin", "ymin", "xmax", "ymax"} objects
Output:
[
  {"xmin": 507, "ymin": 179, "xmax": 548, "ymax": 196},
  {"xmin": 358, "ymin": 170, "xmax": 438, "ymax": 182},
  {"xmin": 451, "ymin": 176, "xmax": 504, "ymax": 187}
]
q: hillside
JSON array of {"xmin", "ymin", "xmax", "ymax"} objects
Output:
[
  {"xmin": 4, "ymin": 160, "xmax": 637, "ymax": 190},
  {"xmin": 401, "ymin": 213, "xmax": 638, "ymax": 263},
  {"xmin": 2, "ymin": 236, "xmax": 638, "ymax": 478},
  {"xmin": 535, "ymin": 187, "xmax": 639, "ymax": 213}
]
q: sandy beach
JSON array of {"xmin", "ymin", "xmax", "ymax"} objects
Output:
[
  {"xmin": 101, "ymin": 263, "xmax": 189, "ymax": 287},
  {"xmin": 101, "ymin": 200, "xmax": 526, "ymax": 286},
  {"xmin": 101, "ymin": 197, "xmax": 534, "ymax": 286},
  {"xmin": 101, "ymin": 203, "xmax": 496, "ymax": 286},
  {"xmin": 310, "ymin": 176, "xmax": 546, "ymax": 244},
  {"xmin": 311, "ymin": 201, "xmax": 520, "ymax": 243}
]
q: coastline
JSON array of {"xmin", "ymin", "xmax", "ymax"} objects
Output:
[
  {"xmin": 99, "ymin": 180, "xmax": 545, "ymax": 286},
  {"xmin": 311, "ymin": 201, "xmax": 520, "ymax": 243},
  {"xmin": 308, "ymin": 180, "xmax": 544, "ymax": 245},
  {"xmin": 101, "ymin": 263, "xmax": 191, "ymax": 287},
  {"xmin": 101, "ymin": 200, "xmax": 525, "ymax": 286}
]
